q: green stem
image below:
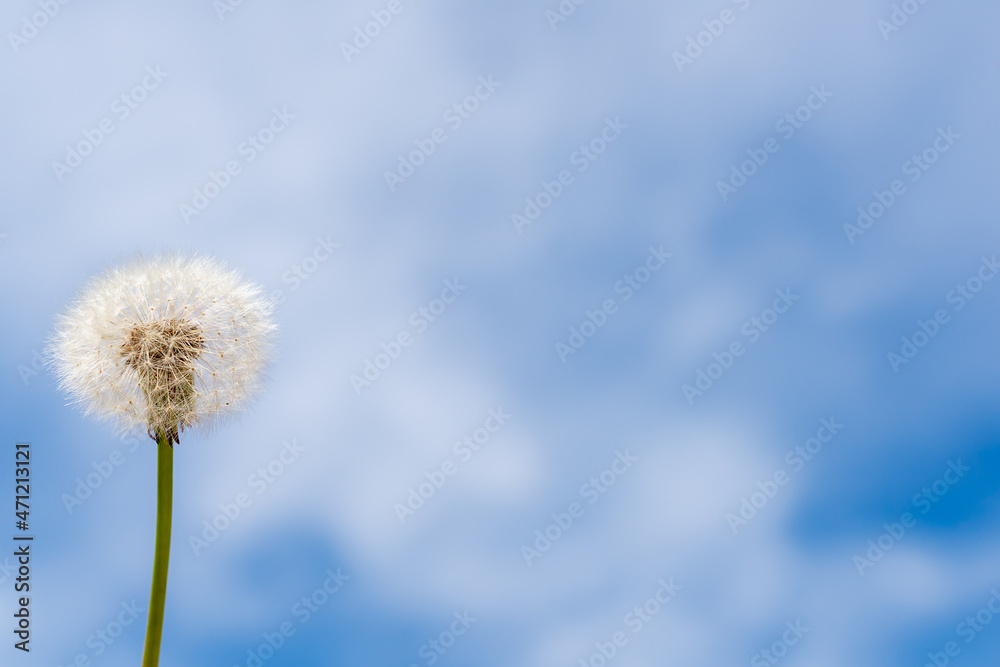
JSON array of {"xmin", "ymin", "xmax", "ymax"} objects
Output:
[{"xmin": 142, "ymin": 431, "xmax": 173, "ymax": 667}]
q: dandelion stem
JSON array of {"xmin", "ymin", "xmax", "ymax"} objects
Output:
[{"xmin": 142, "ymin": 431, "xmax": 173, "ymax": 667}]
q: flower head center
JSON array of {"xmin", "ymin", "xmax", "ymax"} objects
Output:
[
  {"xmin": 122, "ymin": 319, "xmax": 204, "ymax": 371},
  {"xmin": 121, "ymin": 319, "xmax": 205, "ymax": 443}
]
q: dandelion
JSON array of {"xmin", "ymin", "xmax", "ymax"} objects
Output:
[{"xmin": 48, "ymin": 254, "xmax": 276, "ymax": 667}]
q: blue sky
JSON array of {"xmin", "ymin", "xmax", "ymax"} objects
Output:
[{"xmin": 2, "ymin": 1, "xmax": 1000, "ymax": 666}]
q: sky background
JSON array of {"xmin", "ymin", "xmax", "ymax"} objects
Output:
[{"xmin": 2, "ymin": 1, "xmax": 1000, "ymax": 666}]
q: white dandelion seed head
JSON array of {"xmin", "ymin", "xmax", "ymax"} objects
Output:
[{"xmin": 47, "ymin": 253, "xmax": 277, "ymax": 442}]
